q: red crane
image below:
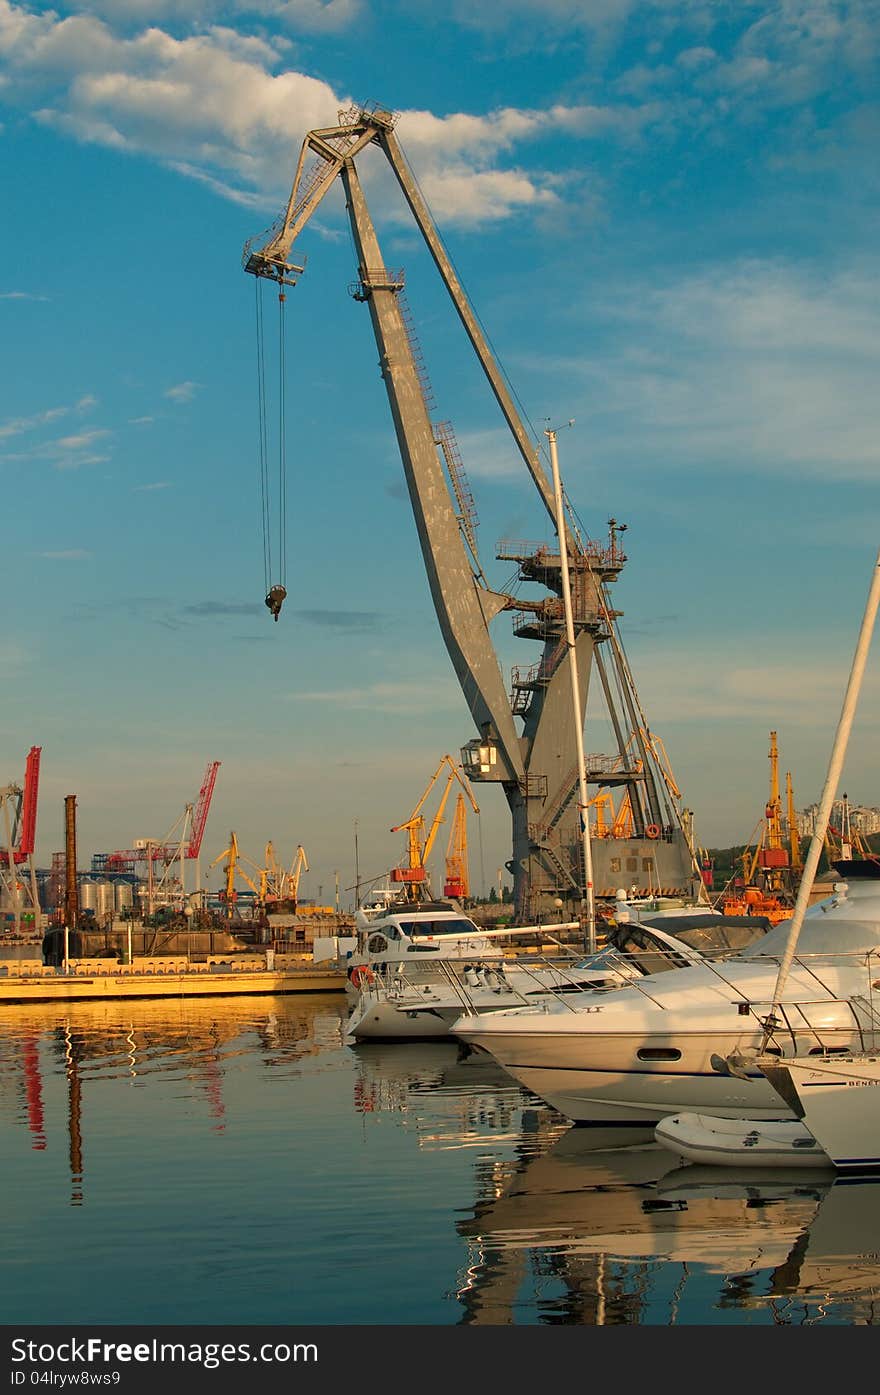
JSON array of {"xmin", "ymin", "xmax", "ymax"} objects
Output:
[
  {"xmin": 188, "ymin": 761, "xmax": 220, "ymax": 859},
  {"xmin": 1, "ymin": 745, "xmax": 41, "ymax": 866},
  {"xmin": 103, "ymin": 761, "xmax": 221, "ymax": 883}
]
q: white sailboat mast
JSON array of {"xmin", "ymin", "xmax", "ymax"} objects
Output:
[
  {"xmin": 546, "ymin": 426, "xmax": 597, "ymax": 952},
  {"xmin": 762, "ymin": 547, "xmax": 880, "ymax": 1041}
]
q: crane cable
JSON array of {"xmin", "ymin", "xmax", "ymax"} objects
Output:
[
  {"xmin": 278, "ymin": 288, "xmax": 287, "ymax": 592},
  {"xmin": 254, "ymin": 278, "xmax": 272, "ymax": 589},
  {"xmin": 254, "ymin": 278, "xmax": 289, "ymax": 621}
]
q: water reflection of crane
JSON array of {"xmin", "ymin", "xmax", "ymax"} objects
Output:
[{"xmin": 21, "ymin": 1035, "xmax": 45, "ymax": 1151}]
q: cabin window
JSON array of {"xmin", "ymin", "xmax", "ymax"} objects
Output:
[
  {"xmin": 610, "ymin": 858, "xmax": 621, "ymax": 874},
  {"xmin": 636, "ymin": 1047, "xmax": 682, "ymax": 1061},
  {"xmin": 626, "ymin": 858, "xmax": 638, "ymax": 872},
  {"xmin": 642, "ymin": 859, "xmax": 653, "ymax": 873},
  {"xmin": 367, "ymin": 934, "xmax": 388, "ymax": 954}
]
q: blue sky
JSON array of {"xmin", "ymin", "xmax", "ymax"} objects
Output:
[{"xmin": 2, "ymin": 0, "xmax": 879, "ymax": 904}]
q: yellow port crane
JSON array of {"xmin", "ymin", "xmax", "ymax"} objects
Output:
[
  {"xmin": 755, "ymin": 730, "xmax": 790, "ymax": 894},
  {"xmin": 391, "ymin": 755, "xmax": 479, "ymax": 901},
  {"xmin": 210, "ymin": 832, "xmax": 264, "ymax": 917},
  {"xmin": 443, "ymin": 792, "xmax": 470, "ymax": 900}
]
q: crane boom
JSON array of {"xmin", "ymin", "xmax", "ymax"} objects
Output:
[
  {"xmin": 17, "ymin": 746, "xmax": 40, "ymax": 860},
  {"xmin": 188, "ymin": 760, "xmax": 220, "ymax": 858}
]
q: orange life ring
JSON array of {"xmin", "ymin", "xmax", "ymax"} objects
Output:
[
  {"xmin": 349, "ymin": 965, "xmax": 375, "ymax": 988},
  {"xmin": 645, "ymin": 824, "xmax": 660, "ymax": 839}
]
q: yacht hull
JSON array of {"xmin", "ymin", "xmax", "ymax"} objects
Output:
[
  {"xmin": 763, "ymin": 1055, "xmax": 880, "ymax": 1171},
  {"xmin": 456, "ymin": 1018, "xmax": 863, "ymax": 1123}
]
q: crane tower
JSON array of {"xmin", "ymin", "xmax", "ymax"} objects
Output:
[{"xmin": 244, "ymin": 103, "xmax": 698, "ymax": 921}]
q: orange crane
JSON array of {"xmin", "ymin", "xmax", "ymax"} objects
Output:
[
  {"xmin": 721, "ymin": 731, "xmax": 796, "ymax": 922},
  {"xmin": 391, "ymin": 755, "xmax": 479, "ymax": 901}
]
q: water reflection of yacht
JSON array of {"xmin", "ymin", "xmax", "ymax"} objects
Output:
[
  {"xmin": 731, "ymin": 1176, "xmax": 880, "ymax": 1317},
  {"xmin": 348, "ymin": 1040, "xmax": 564, "ymax": 1151},
  {"xmin": 456, "ymin": 1124, "xmax": 834, "ymax": 1323}
]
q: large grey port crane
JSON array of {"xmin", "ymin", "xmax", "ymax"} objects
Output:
[{"xmin": 243, "ymin": 102, "xmax": 700, "ymax": 922}]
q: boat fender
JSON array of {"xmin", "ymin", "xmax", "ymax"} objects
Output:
[{"xmin": 645, "ymin": 824, "xmax": 660, "ymax": 839}]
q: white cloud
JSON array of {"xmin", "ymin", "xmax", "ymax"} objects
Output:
[
  {"xmin": 69, "ymin": 0, "xmax": 361, "ymax": 34},
  {"xmin": 56, "ymin": 428, "xmax": 110, "ymax": 448},
  {"xmin": 552, "ymin": 259, "xmax": 880, "ymax": 480},
  {"xmin": 0, "ymin": 403, "xmax": 68, "ymax": 440},
  {"xmin": 0, "ymin": 289, "xmax": 49, "ymax": 300},
  {"xmin": 164, "ymin": 380, "xmax": 199, "ymax": 402},
  {"xmin": 54, "ymin": 451, "xmax": 110, "ymax": 470},
  {"xmin": 132, "ymin": 480, "xmax": 171, "ymax": 491},
  {"xmin": 0, "ymin": 4, "xmax": 663, "ymax": 228}
]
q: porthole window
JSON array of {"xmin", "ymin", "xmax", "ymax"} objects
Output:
[{"xmin": 636, "ymin": 1047, "xmax": 682, "ymax": 1061}]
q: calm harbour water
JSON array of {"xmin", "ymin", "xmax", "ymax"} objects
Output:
[{"xmin": 1, "ymin": 994, "xmax": 878, "ymax": 1327}]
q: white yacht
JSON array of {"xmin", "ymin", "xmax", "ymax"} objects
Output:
[
  {"xmin": 454, "ymin": 862, "xmax": 880, "ymax": 1125},
  {"xmin": 347, "ymin": 909, "xmax": 769, "ymax": 1042},
  {"xmin": 343, "ymin": 899, "xmax": 577, "ymax": 998}
]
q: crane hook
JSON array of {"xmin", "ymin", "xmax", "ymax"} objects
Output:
[{"xmin": 265, "ymin": 584, "xmax": 287, "ymax": 622}]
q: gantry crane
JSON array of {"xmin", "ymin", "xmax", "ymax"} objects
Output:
[
  {"xmin": 391, "ymin": 755, "xmax": 479, "ymax": 901},
  {"xmin": 243, "ymin": 103, "xmax": 697, "ymax": 920}
]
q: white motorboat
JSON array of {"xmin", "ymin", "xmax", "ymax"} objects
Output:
[
  {"xmin": 654, "ymin": 1111, "xmax": 831, "ymax": 1168},
  {"xmin": 454, "ymin": 861, "xmax": 880, "ymax": 1124},
  {"xmin": 760, "ymin": 1051, "xmax": 880, "ymax": 1173},
  {"xmin": 346, "ymin": 913, "xmax": 767, "ymax": 1042},
  {"xmin": 347, "ymin": 956, "xmax": 632, "ymax": 1041},
  {"xmin": 342, "ymin": 898, "xmax": 582, "ymax": 1006}
]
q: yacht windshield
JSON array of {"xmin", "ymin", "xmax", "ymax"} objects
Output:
[
  {"xmin": 397, "ymin": 918, "xmax": 479, "ymax": 938},
  {"xmin": 606, "ymin": 925, "xmax": 692, "ymax": 975}
]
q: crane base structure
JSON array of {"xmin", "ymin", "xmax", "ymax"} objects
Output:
[{"xmin": 243, "ymin": 103, "xmax": 701, "ymax": 924}]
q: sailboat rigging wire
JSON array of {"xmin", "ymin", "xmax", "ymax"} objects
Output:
[
  {"xmin": 278, "ymin": 291, "xmax": 288, "ymax": 589},
  {"xmin": 254, "ymin": 279, "xmax": 272, "ymax": 588}
]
